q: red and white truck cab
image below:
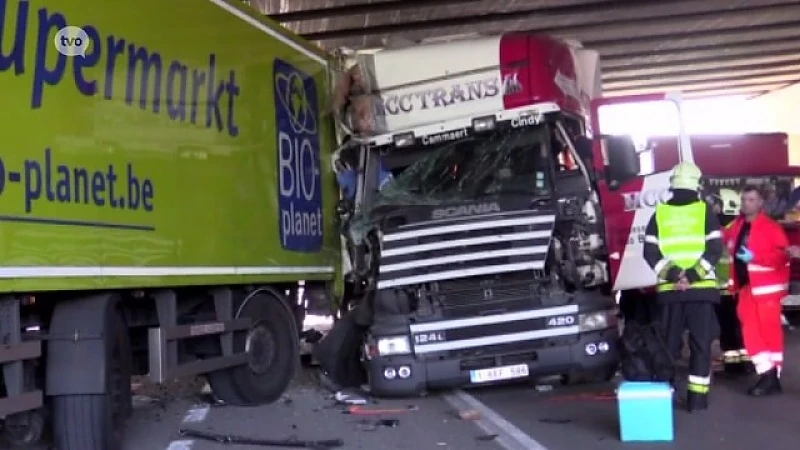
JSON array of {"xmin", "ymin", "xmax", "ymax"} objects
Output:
[{"xmin": 329, "ymin": 33, "xmax": 621, "ymax": 396}]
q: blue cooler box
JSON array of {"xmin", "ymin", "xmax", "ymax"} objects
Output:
[{"xmin": 617, "ymin": 381, "xmax": 674, "ymax": 442}]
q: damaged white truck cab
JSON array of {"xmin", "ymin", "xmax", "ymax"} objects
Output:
[{"xmin": 331, "ymin": 33, "xmax": 620, "ymax": 396}]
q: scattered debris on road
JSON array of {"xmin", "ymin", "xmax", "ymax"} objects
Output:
[
  {"xmin": 334, "ymin": 390, "xmax": 369, "ymax": 405},
  {"xmin": 475, "ymin": 434, "xmax": 498, "ymax": 441},
  {"xmin": 179, "ymin": 428, "xmax": 345, "ymax": 448},
  {"xmin": 352, "ymin": 418, "xmax": 400, "ymax": 431},
  {"xmin": 457, "ymin": 409, "xmax": 482, "ymax": 421},
  {"xmin": 538, "ymin": 418, "xmax": 573, "ymax": 424},
  {"xmin": 544, "ymin": 392, "xmax": 616, "ymax": 402},
  {"xmin": 343, "ymin": 405, "xmax": 419, "ymax": 415},
  {"xmin": 132, "ymin": 375, "xmax": 206, "ymax": 403},
  {"xmin": 195, "ymin": 391, "xmax": 227, "ymax": 407}
]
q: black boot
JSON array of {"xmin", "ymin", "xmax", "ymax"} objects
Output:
[
  {"xmin": 686, "ymin": 391, "xmax": 708, "ymax": 412},
  {"xmin": 747, "ymin": 368, "xmax": 782, "ymax": 396}
]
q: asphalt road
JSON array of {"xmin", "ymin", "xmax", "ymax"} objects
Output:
[
  {"xmin": 123, "ymin": 374, "xmax": 504, "ymax": 450},
  {"xmin": 119, "ymin": 328, "xmax": 800, "ymax": 450},
  {"xmin": 470, "ymin": 327, "xmax": 800, "ymax": 450}
]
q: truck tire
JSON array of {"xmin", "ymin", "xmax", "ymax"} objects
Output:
[
  {"xmin": 1, "ymin": 410, "xmax": 45, "ymax": 448},
  {"xmin": 52, "ymin": 303, "xmax": 131, "ymax": 450},
  {"xmin": 208, "ymin": 289, "xmax": 298, "ymax": 406},
  {"xmin": 207, "ymin": 369, "xmax": 249, "ymax": 405}
]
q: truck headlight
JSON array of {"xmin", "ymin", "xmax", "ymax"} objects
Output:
[
  {"xmin": 472, "ymin": 115, "xmax": 496, "ymax": 132},
  {"xmin": 376, "ymin": 336, "xmax": 412, "ymax": 356},
  {"xmin": 579, "ymin": 310, "xmax": 616, "ymax": 332},
  {"xmin": 392, "ymin": 132, "xmax": 415, "ymax": 148}
]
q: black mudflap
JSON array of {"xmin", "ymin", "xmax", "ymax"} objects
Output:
[{"xmin": 313, "ymin": 311, "xmax": 368, "ymax": 388}]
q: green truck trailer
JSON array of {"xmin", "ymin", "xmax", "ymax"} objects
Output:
[{"xmin": 0, "ymin": 0, "xmax": 341, "ymax": 448}]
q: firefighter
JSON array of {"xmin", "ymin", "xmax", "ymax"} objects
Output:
[
  {"xmin": 643, "ymin": 161, "xmax": 723, "ymax": 412},
  {"xmin": 723, "ymin": 184, "xmax": 790, "ymax": 396},
  {"xmin": 714, "ymin": 188, "xmax": 750, "ymax": 375}
]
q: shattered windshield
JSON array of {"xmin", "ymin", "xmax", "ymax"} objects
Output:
[
  {"xmin": 380, "ymin": 126, "xmax": 550, "ymax": 204},
  {"xmin": 347, "ymin": 126, "xmax": 551, "ymax": 242}
]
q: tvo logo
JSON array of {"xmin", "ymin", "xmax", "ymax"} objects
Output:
[
  {"xmin": 54, "ymin": 26, "xmax": 90, "ymax": 57},
  {"xmin": 275, "ymin": 59, "xmax": 323, "ymax": 252}
]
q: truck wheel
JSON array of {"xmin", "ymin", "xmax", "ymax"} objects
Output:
[
  {"xmin": 207, "ymin": 369, "xmax": 248, "ymax": 405},
  {"xmin": 208, "ymin": 290, "xmax": 298, "ymax": 406},
  {"xmin": 2, "ymin": 410, "xmax": 45, "ymax": 448},
  {"xmin": 52, "ymin": 305, "xmax": 131, "ymax": 450}
]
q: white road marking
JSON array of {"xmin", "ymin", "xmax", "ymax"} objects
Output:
[
  {"xmin": 165, "ymin": 403, "xmax": 210, "ymax": 450},
  {"xmin": 182, "ymin": 404, "xmax": 211, "ymax": 423},
  {"xmin": 166, "ymin": 440, "xmax": 194, "ymax": 450},
  {"xmin": 443, "ymin": 389, "xmax": 550, "ymax": 450}
]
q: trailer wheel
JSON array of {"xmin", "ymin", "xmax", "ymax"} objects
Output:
[
  {"xmin": 209, "ymin": 290, "xmax": 298, "ymax": 406},
  {"xmin": 52, "ymin": 303, "xmax": 131, "ymax": 450},
  {"xmin": 1, "ymin": 410, "xmax": 45, "ymax": 448}
]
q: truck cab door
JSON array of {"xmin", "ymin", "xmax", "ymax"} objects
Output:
[{"xmin": 589, "ymin": 92, "xmax": 693, "ymax": 291}]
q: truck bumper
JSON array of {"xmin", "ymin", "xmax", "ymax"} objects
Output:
[{"xmin": 365, "ymin": 328, "xmax": 618, "ymax": 397}]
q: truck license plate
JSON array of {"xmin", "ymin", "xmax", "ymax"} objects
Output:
[{"xmin": 469, "ymin": 364, "xmax": 529, "ymax": 384}]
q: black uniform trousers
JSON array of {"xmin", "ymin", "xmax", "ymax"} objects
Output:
[{"xmin": 658, "ymin": 288, "xmax": 721, "ymax": 392}]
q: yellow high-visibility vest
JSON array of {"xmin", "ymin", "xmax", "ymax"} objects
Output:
[{"xmin": 655, "ymin": 202, "xmax": 717, "ymax": 291}]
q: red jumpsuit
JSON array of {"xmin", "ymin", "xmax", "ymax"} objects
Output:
[{"xmin": 723, "ymin": 212, "xmax": 790, "ymax": 376}]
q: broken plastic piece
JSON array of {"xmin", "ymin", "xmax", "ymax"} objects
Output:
[
  {"xmin": 375, "ymin": 419, "xmax": 399, "ymax": 427},
  {"xmin": 352, "ymin": 418, "xmax": 400, "ymax": 432},
  {"xmin": 539, "ymin": 418, "xmax": 573, "ymax": 424},
  {"xmin": 457, "ymin": 409, "xmax": 481, "ymax": 421},
  {"xmin": 334, "ymin": 390, "xmax": 368, "ymax": 405},
  {"xmin": 343, "ymin": 405, "xmax": 418, "ymax": 415},
  {"xmin": 475, "ymin": 434, "xmax": 498, "ymax": 441},
  {"xmin": 179, "ymin": 428, "xmax": 344, "ymax": 448}
]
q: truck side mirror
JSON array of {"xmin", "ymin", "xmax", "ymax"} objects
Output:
[{"xmin": 604, "ymin": 135, "xmax": 640, "ymax": 189}]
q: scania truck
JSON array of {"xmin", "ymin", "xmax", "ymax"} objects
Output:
[
  {"xmin": 0, "ymin": 1, "xmax": 340, "ymax": 448},
  {"xmin": 315, "ymin": 26, "xmax": 800, "ymax": 398},
  {"xmin": 322, "ymin": 33, "xmax": 621, "ymax": 396}
]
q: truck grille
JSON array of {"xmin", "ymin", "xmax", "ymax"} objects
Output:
[
  {"xmin": 433, "ymin": 272, "xmax": 541, "ymax": 318},
  {"xmin": 377, "ymin": 209, "xmax": 555, "ymax": 291}
]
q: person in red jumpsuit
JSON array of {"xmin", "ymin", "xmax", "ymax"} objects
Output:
[{"xmin": 723, "ymin": 184, "xmax": 790, "ymax": 396}]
